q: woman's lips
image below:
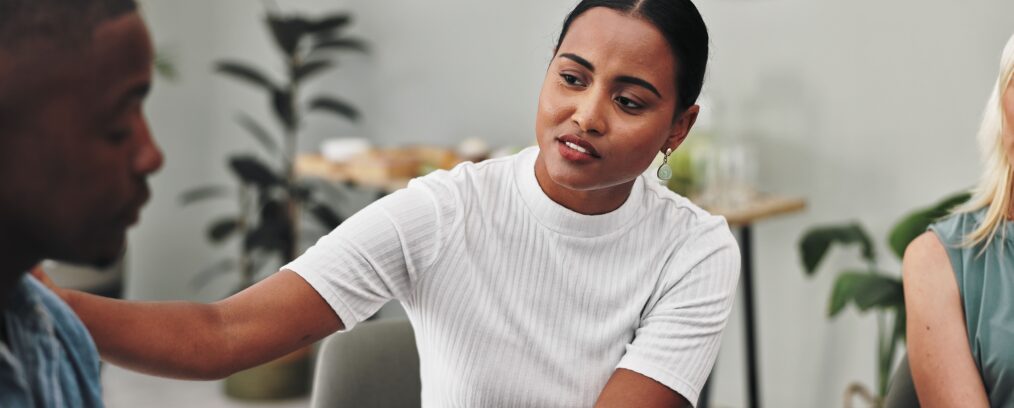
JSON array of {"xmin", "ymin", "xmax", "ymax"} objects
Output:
[{"xmin": 556, "ymin": 135, "xmax": 600, "ymax": 163}]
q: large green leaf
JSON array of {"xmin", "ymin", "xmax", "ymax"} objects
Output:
[
  {"xmin": 309, "ymin": 96, "xmax": 360, "ymax": 122},
  {"xmin": 207, "ymin": 217, "xmax": 240, "ymax": 243},
  {"xmin": 893, "ymin": 305, "xmax": 907, "ymax": 342},
  {"xmin": 308, "ymin": 14, "xmax": 352, "ymax": 35},
  {"xmin": 179, "ymin": 185, "xmax": 231, "ymax": 205},
  {"xmin": 827, "ymin": 271, "xmax": 903, "ymax": 317},
  {"xmin": 228, "ymin": 155, "xmax": 281, "ymax": 188},
  {"xmin": 888, "ymin": 191, "xmax": 972, "ymax": 259},
  {"xmin": 215, "ymin": 61, "xmax": 277, "ymax": 93},
  {"xmin": 266, "ymin": 15, "xmax": 310, "ymax": 56},
  {"xmin": 798, "ymin": 223, "xmax": 876, "ymax": 275},
  {"xmin": 853, "ymin": 274, "xmax": 903, "ymax": 311}
]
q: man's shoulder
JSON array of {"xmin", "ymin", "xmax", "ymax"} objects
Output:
[{"xmin": 22, "ymin": 276, "xmax": 98, "ymax": 356}]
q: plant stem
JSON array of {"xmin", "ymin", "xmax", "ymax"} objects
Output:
[
  {"xmin": 867, "ymin": 260, "xmax": 890, "ymax": 397},
  {"xmin": 238, "ymin": 184, "xmax": 254, "ymax": 288},
  {"xmin": 283, "ymin": 55, "xmax": 300, "ymax": 262}
]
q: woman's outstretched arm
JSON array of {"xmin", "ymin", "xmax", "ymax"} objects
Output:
[
  {"xmin": 903, "ymin": 232, "xmax": 988, "ymax": 408},
  {"xmin": 55, "ymin": 270, "xmax": 341, "ymax": 380}
]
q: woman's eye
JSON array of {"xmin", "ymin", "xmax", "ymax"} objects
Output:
[
  {"xmin": 560, "ymin": 73, "xmax": 585, "ymax": 87},
  {"xmin": 615, "ymin": 96, "xmax": 642, "ymax": 110}
]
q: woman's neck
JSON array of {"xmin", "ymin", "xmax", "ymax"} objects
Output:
[{"xmin": 533, "ymin": 154, "xmax": 635, "ymax": 215}]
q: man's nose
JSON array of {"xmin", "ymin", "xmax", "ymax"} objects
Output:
[{"xmin": 133, "ymin": 117, "xmax": 163, "ymax": 175}]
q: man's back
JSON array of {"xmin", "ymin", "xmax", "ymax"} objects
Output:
[{"xmin": 1, "ymin": 275, "xmax": 102, "ymax": 407}]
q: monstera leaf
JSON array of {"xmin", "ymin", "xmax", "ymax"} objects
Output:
[
  {"xmin": 827, "ymin": 271, "xmax": 903, "ymax": 318},
  {"xmin": 798, "ymin": 223, "xmax": 876, "ymax": 275},
  {"xmin": 887, "ymin": 191, "xmax": 971, "ymax": 259}
]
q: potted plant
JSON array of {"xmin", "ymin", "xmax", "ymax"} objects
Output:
[
  {"xmin": 181, "ymin": 8, "xmax": 367, "ymax": 400},
  {"xmin": 798, "ymin": 191, "xmax": 970, "ymax": 407}
]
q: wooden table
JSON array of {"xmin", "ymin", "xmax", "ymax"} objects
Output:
[
  {"xmin": 296, "ymin": 154, "xmax": 413, "ymax": 193},
  {"xmin": 699, "ymin": 195, "xmax": 806, "ymax": 408}
]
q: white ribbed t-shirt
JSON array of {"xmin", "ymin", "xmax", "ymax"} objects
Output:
[{"xmin": 285, "ymin": 147, "xmax": 741, "ymax": 407}]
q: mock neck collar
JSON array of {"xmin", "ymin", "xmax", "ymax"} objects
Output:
[{"xmin": 513, "ymin": 147, "xmax": 644, "ymax": 238}]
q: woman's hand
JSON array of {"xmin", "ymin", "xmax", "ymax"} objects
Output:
[{"xmin": 30, "ymin": 264, "xmax": 67, "ymax": 300}]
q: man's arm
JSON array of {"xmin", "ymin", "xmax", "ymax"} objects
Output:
[
  {"xmin": 903, "ymin": 232, "xmax": 988, "ymax": 407},
  {"xmin": 595, "ymin": 368, "xmax": 689, "ymax": 408},
  {"xmin": 58, "ymin": 270, "xmax": 341, "ymax": 380}
]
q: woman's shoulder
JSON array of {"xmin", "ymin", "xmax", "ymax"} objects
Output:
[
  {"xmin": 929, "ymin": 207, "xmax": 985, "ymax": 247},
  {"xmin": 637, "ymin": 180, "xmax": 738, "ymax": 264},
  {"xmin": 640, "ymin": 179, "xmax": 729, "ymax": 232}
]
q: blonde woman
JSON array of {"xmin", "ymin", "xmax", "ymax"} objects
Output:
[{"xmin": 904, "ymin": 33, "xmax": 1014, "ymax": 407}]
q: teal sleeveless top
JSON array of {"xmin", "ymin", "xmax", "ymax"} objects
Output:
[{"xmin": 929, "ymin": 208, "xmax": 1014, "ymax": 407}]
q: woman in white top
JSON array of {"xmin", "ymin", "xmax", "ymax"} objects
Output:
[{"xmin": 53, "ymin": 0, "xmax": 741, "ymax": 406}]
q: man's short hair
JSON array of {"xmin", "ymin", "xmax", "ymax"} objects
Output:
[{"xmin": 0, "ymin": 0, "xmax": 138, "ymax": 51}]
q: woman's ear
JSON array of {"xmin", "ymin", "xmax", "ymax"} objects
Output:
[{"xmin": 664, "ymin": 104, "xmax": 700, "ymax": 151}]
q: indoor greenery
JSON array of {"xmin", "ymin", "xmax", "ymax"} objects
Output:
[
  {"xmin": 182, "ymin": 11, "xmax": 367, "ymax": 295},
  {"xmin": 798, "ymin": 191, "xmax": 970, "ymax": 405}
]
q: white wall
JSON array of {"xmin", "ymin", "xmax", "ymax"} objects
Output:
[{"xmin": 131, "ymin": 0, "xmax": 1014, "ymax": 406}]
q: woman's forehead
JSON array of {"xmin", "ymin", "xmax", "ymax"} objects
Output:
[{"xmin": 556, "ymin": 8, "xmax": 675, "ymax": 90}]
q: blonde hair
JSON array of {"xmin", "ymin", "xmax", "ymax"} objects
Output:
[{"xmin": 956, "ymin": 33, "xmax": 1014, "ymax": 249}]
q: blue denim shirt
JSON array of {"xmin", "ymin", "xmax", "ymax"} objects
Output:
[{"xmin": 0, "ymin": 275, "xmax": 103, "ymax": 407}]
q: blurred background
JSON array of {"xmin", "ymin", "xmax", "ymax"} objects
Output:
[{"xmin": 71, "ymin": 0, "xmax": 1014, "ymax": 407}]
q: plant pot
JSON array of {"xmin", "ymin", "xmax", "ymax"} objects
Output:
[{"xmin": 224, "ymin": 346, "xmax": 313, "ymax": 400}]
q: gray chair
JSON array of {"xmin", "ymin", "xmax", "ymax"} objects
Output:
[
  {"xmin": 884, "ymin": 354, "xmax": 920, "ymax": 408},
  {"xmin": 311, "ymin": 319, "xmax": 422, "ymax": 408}
]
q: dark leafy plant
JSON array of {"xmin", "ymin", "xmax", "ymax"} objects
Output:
[
  {"xmin": 182, "ymin": 10, "xmax": 367, "ymax": 295},
  {"xmin": 798, "ymin": 191, "xmax": 970, "ymax": 400}
]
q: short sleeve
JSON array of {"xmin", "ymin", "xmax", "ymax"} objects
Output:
[
  {"xmin": 616, "ymin": 216, "xmax": 741, "ymax": 406},
  {"xmin": 282, "ymin": 172, "xmax": 460, "ymax": 331}
]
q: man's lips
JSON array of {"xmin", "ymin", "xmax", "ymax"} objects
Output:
[
  {"xmin": 120, "ymin": 186, "xmax": 151, "ymax": 226},
  {"xmin": 556, "ymin": 134, "xmax": 601, "ymax": 158}
]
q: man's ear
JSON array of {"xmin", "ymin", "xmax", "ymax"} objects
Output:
[{"xmin": 663, "ymin": 104, "xmax": 700, "ymax": 152}]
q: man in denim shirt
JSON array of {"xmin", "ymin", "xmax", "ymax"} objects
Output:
[{"xmin": 0, "ymin": 0, "xmax": 163, "ymax": 405}]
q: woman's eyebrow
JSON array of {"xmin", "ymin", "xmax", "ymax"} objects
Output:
[
  {"xmin": 559, "ymin": 53, "xmax": 595, "ymax": 71},
  {"xmin": 558, "ymin": 52, "xmax": 662, "ymax": 99},
  {"xmin": 616, "ymin": 76, "xmax": 661, "ymax": 98}
]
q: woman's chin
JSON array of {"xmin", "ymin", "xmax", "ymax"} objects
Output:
[{"xmin": 545, "ymin": 166, "xmax": 605, "ymax": 191}]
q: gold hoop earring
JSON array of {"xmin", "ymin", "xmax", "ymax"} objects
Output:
[{"xmin": 657, "ymin": 148, "xmax": 673, "ymax": 180}]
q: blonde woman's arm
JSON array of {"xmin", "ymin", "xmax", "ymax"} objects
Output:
[{"xmin": 903, "ymin": 232, "xmax": 988, "ymax": 408}]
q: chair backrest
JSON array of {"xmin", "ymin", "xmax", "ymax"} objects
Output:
[
  {"xmin": 884, "ymin": 354, "xmax": 920, "ymax": 408},
  {"xmin": 310, "ymin": 319, "xmax": 421, "ymax": 408}
]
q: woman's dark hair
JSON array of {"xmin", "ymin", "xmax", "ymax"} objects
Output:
[{"xmin": 556, "ymin": 0, "xmax": 709, "ymax": 114}]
